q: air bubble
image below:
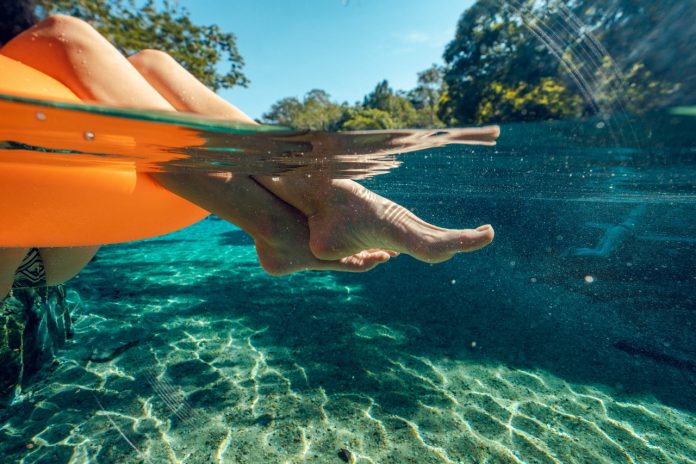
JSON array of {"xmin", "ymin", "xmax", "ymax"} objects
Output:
[
  {"xmin": 596, "ymin": 121, "xmax": 606, "ymax": 129},
  {"xmin": 584, "ymin": 275, "xmax": 595, "ymax": 284},
  {"xmin": 35, "ymin": 112, "xmax": 46, "ymax": 121},
  {"xmin": 84, "ymin": 131, "xmax": 95, "ymax": 141}
]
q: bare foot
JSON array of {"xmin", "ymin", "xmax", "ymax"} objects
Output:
[
  {"xmin": 253, "ymin": 221, "xmax": 397, "ymax": 275},
  {"xmin": 307, "ymin": 180, "xmax": 494, "ymax": 263},
  {"xmin": 153, "ymin": 172, "xmax": 396, "ymax": 276}
]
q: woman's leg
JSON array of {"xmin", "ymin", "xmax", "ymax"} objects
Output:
[
  {"xmin": 1, "ymin": 246, "xmax": 98, "ymax": 299},
  {"xmin": 127, "ymin": 50, "xmax": 392, "ymax": 273},
  {"xmin": 1, "ymin": 15, "xmax": 390, "ymax": 274},
  {"xmin": 0, "ymin": 15, "xmax": 173, "ymax": 108},
  {"xmin": 153, "ymin": 173, "xmax": 391, "ymax": 274},
  {"xmin": 0, "ymin": 248, "xmax": 28, "ymax": 300},
  {"xmin": 39, "ymin": 246, "xmax": 100, "ymax": 285},
  {"xmin": 1, "ymin": 245, "xmax": 98, "ymax": 298},
  {"xmin": 127, "ymin": 49, "xmax": 496, "ymax": 263},
  {"xmin": 127, "ymin": 50, "xmax": 255, "ymax": 123}
]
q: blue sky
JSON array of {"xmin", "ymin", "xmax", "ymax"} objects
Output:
[{"xmin": 181, "ymin": 0, "xmax": 474, "ymax": 119}]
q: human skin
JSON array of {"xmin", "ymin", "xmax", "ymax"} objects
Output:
[
  {"xmin": 127, "ymin": 48, "xmax": 497, "ymax": 262},
  {"xmin": 0, "ymin": 15, "xmax": 495, "ymax": 298},
  {"xmin": 0, "ymin": 14, "xmax": 395, "ymax": 300}
]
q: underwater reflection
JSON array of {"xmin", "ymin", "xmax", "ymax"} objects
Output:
[{"xmin": 0, "ymin": 93, "xmax": 498, "ymax": 179}]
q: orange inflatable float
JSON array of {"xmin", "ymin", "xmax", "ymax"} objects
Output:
[{"xmin": 0, "ymin": 54, "xmax": 209, "ymax": 247}]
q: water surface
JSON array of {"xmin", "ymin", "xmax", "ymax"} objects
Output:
[{"xmin": 1, "ymin": 114, "xmax": 694, "ymax": 463}]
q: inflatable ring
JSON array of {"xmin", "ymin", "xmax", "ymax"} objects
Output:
[{"xmin": 0, "ymin": 54, "xmax": 209, "ymax": 247}]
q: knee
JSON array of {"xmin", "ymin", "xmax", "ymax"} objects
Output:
[
  {"xmin": 16, "ymin": 14, "xmax": 106, "ymax": 54},
  {"xmin": 1, "ymin": 14, "xmax": 100, "ymax": 58},
  {"xmin": 128, "ymin": 49, "xmax": 176, "ymax": 72},
  {"xmin": 36, "ymin": 14, "xmax": 99, "ymax": 39}
]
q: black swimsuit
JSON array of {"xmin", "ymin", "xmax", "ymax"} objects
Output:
[{"xmin": 12, "ymin": 248, "xmax": 47, "ymax": 288}]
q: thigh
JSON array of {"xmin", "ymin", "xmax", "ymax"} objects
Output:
[
  {"xmin": 1, "ymin": 14, "xmax": 174, "ymax": 110},
  {"xmin": 39, "ymin": 246, "xmax": 100, "ymax": 286},
  {"xmin": 0, "ymin": 248, "xmax": 29, "ymax": 299}
]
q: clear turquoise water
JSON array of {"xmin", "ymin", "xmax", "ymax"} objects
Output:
[{"xmin": 1, "ymin": 116, "xmax": 695, "ymax": 463}]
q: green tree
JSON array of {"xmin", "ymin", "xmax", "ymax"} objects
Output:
[
  {"xmin": 340, "ymin": 108, "xmax": 395, "ymax": 130},
  {"xmin": 363, "ymin": 80, "xmax": 418, "ymax": 128},
  {"xmin": 261, "ymin": 97, "xmax": 304, "ymax": 128},
  {"xmin": 439, "ymin": 0, "xmax": 683, "ymax": 124},
  {"xmin": 439, "ymin": 0, "xmax": 560, "ymax": 124},
  {"xmin": 262, "ymin": 89, "xmax": 345, "ymax": 130},
  {"xmin": 362, "ymin": 80, "xmax": 393, "ymax": 111},
  {"xmin": 593, "ymin": 57, "xmax": 681, "ymax": 115},
  {"xmin": 34, "ymin": 0, "xmax": 248, "ymax": 91},
  {"xmin": 408, "ymin": 64, "xmax": 445, "ymax": 128},
  {"xmin": 476, "ymin": 78, "xmax": 583, "ymax": 123}
]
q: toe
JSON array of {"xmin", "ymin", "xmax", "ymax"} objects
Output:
[
  {"xmin": 458, "ymin": 225, "xmax": 494, "ymax": 252},
  {"xmin": 335, "ymin": 250, "xmax": 391, "ymax": 271},
  {"xmin": 451, "ymin": 125, "xmax": 501, "ymax": 145},
  {"xmin": 409, "ymin": 225, "xmax": 494, "ymax": 263},
  {"xmin": 366, "ymin": 248, "xmax": 400, "ymax": 257}
]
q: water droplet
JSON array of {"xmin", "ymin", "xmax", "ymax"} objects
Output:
[
  {"xmin": 84, "ymin": 131, "xmax": 95, "ymax": 141},
  {"xmin": 271, "ymin": 176, "xmax": 280, "ymax": 182},
  {"xmin": 35, "ymin": 112, "xmax": 46, "ymax": 121}
]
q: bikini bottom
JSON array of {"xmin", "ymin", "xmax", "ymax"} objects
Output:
[{"xmin": 12, "ymin": 247, "xmax": 47, "ymax": 289}]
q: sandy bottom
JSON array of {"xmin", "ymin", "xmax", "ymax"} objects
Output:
[{"xmin": 1, "ymin": 219, "xmax": 694, "ymax": 464}]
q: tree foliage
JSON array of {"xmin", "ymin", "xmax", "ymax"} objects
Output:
[
  {"xmin": 262, "ymin": 80, "xmax": 445, "ymax": 131},
  {"xmin": 439, "ymin": 0, "xmax": 683, "ymax": 124},
  {"xmin": 476, "ymin": 78, "xmax": 583, "ymax": 123},
  {"xmin": 341, "ymin": 108, "xmax": 395, "ymax": 131},
  {"xmin": 363, "ymin": 80, "xmax": 418, "ymax": 128},
  {"xmin": 408, "ymin": 65, "xmax": 445, "ymax": 127},
  {"xmin": 265, "ymin": 0, "xmax": 689, "ymax": 130},
  {"xmin": 262, "ymin": 89, "xmax": 345, "ymax": 131},
  {"xmin": 34, "ymin": 0, "xmax": 248, "ymax": 91}
]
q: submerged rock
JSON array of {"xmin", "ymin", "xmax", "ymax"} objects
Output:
[
  {"xmin": 0, "ymin": 286, "xmax": 75, "ymax": 402},
  {"xmin": 337, "ymin": 448, "xmax": 354, "ymax": 463}
]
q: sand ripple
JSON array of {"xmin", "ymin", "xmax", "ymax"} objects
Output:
[{"xmin": 1, "ymin": 220, "xmax": 694, "ymax": 463}]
